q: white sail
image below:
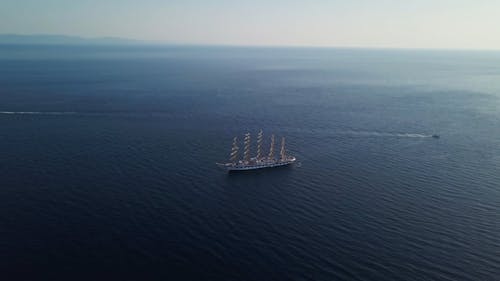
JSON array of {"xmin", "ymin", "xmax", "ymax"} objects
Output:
[
  {"xmin": 268, "ymin": 134, "xmax": 275, "ymax": 159},
  {"xmin": 257, "ymin": 129, "xmax": 263, "ymax": 159},
  {"xmin": 280, "ymin": 137, "xmax": 286, "ymax": 161},
  {"xmin": 218, "ymin": 132, "xmax": 296, "ymax": 171},
  {"xmin": 243, "ymin": 133, "xmax": 251, "ymax": 162},
  {"xmin": 230, "ymin": 136, "xmax": 239, "ymax": 163}
]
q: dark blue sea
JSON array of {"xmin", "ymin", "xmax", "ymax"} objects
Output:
[{"xmin": 1, "ymin": 45, "xmax": 500, "ymax": 280}]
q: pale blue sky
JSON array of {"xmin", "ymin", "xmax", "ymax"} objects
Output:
[{"xmin": 1, "ymin": 0, "xmax": 499, "ymax": 49}]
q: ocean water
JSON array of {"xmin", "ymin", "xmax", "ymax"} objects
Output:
[{"xmin": 1, "ymin": 45, "xmax": 500, "ymax": 280}]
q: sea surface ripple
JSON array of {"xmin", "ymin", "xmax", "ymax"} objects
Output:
[{"xmin": 1, "ymin": 45, "xmax": 500, "ymax": 280}]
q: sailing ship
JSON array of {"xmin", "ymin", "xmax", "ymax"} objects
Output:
[{"xmin": 218, "ymin": 130, "xmax": 296, "ymax": 171}]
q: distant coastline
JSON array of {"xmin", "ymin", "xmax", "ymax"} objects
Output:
[{"xmin": 0, "ymin": 34, "xmax": 148, "ymax": 46}]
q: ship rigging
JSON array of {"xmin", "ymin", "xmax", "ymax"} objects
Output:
[{"xmin": 218, "ymin": 130, "xmax": 296, "ymax": 171}]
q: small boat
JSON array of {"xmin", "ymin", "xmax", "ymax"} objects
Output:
[{"xmin": 432, "ymin": 134, "xmax": 440, "ymax": 139}]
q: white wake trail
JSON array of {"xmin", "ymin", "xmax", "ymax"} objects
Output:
[
  {"xmin": 340, "ymin": 131, "xmax": 432, "ymax": 138},
  {"xmin": 0, "ymin": 111, "xmax": 78, "ymax": 115}
]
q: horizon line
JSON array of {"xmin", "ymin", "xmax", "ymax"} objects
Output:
[{"xmin": 1, "ymin": 33, "xmax": 500, "ymax": 52}]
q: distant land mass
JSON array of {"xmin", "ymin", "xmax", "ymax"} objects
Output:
[{"xmin": 0, "ymin": 34, "xmax": 149, "ymax": 45}]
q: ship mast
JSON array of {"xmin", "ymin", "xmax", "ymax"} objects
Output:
[
  {"xmin": 268, "ymin": 134, "xmax": 275, "ymax": 159},
  {"xmin": 243, "ymin": 133, "xmax": 251, "ymax": 162},
  {"xmin": 280, "ymin": 137, "xmax": 286, "ymax": 161},
  {"xmin": 229, "ymin": 136, "xmax": 239, "ymax": 163},
  {"xmin": 257, "ymin": 129, "xmax": 263, "ymax": 160}
]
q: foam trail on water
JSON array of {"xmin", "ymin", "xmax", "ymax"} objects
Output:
[
  {"xmin": 0, "ymin": 111, "xmax": 78, "ymax": 115},
  {"xmin": 339, "ymin": 131, "xmax": 432, "ymax": 138}
]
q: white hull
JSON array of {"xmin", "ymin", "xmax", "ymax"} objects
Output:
[{"xmin": 219, "ymin": 157, "xmax": 296, "ymax": 171}]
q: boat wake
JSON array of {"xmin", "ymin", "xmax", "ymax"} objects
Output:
[
  {"xmin": 0, "ymin": 111, "xmax": 78, "ymax": 115},
  {"xmin": 339, "ymin": 131, "xmax": 433, "ymax": 138}
]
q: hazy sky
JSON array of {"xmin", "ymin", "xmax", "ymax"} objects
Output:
[{"xmin": 1, "ymin": 0, "xmax": 500, "ymax": 49}]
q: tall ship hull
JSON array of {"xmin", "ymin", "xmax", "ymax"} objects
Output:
[
  {"xmin": 222, "ymin": 157, "xmax": 296, "ymax": 171},
  {"xmin": 218, "ymin": 130, "xmax": 296, "ymax": 172}
]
